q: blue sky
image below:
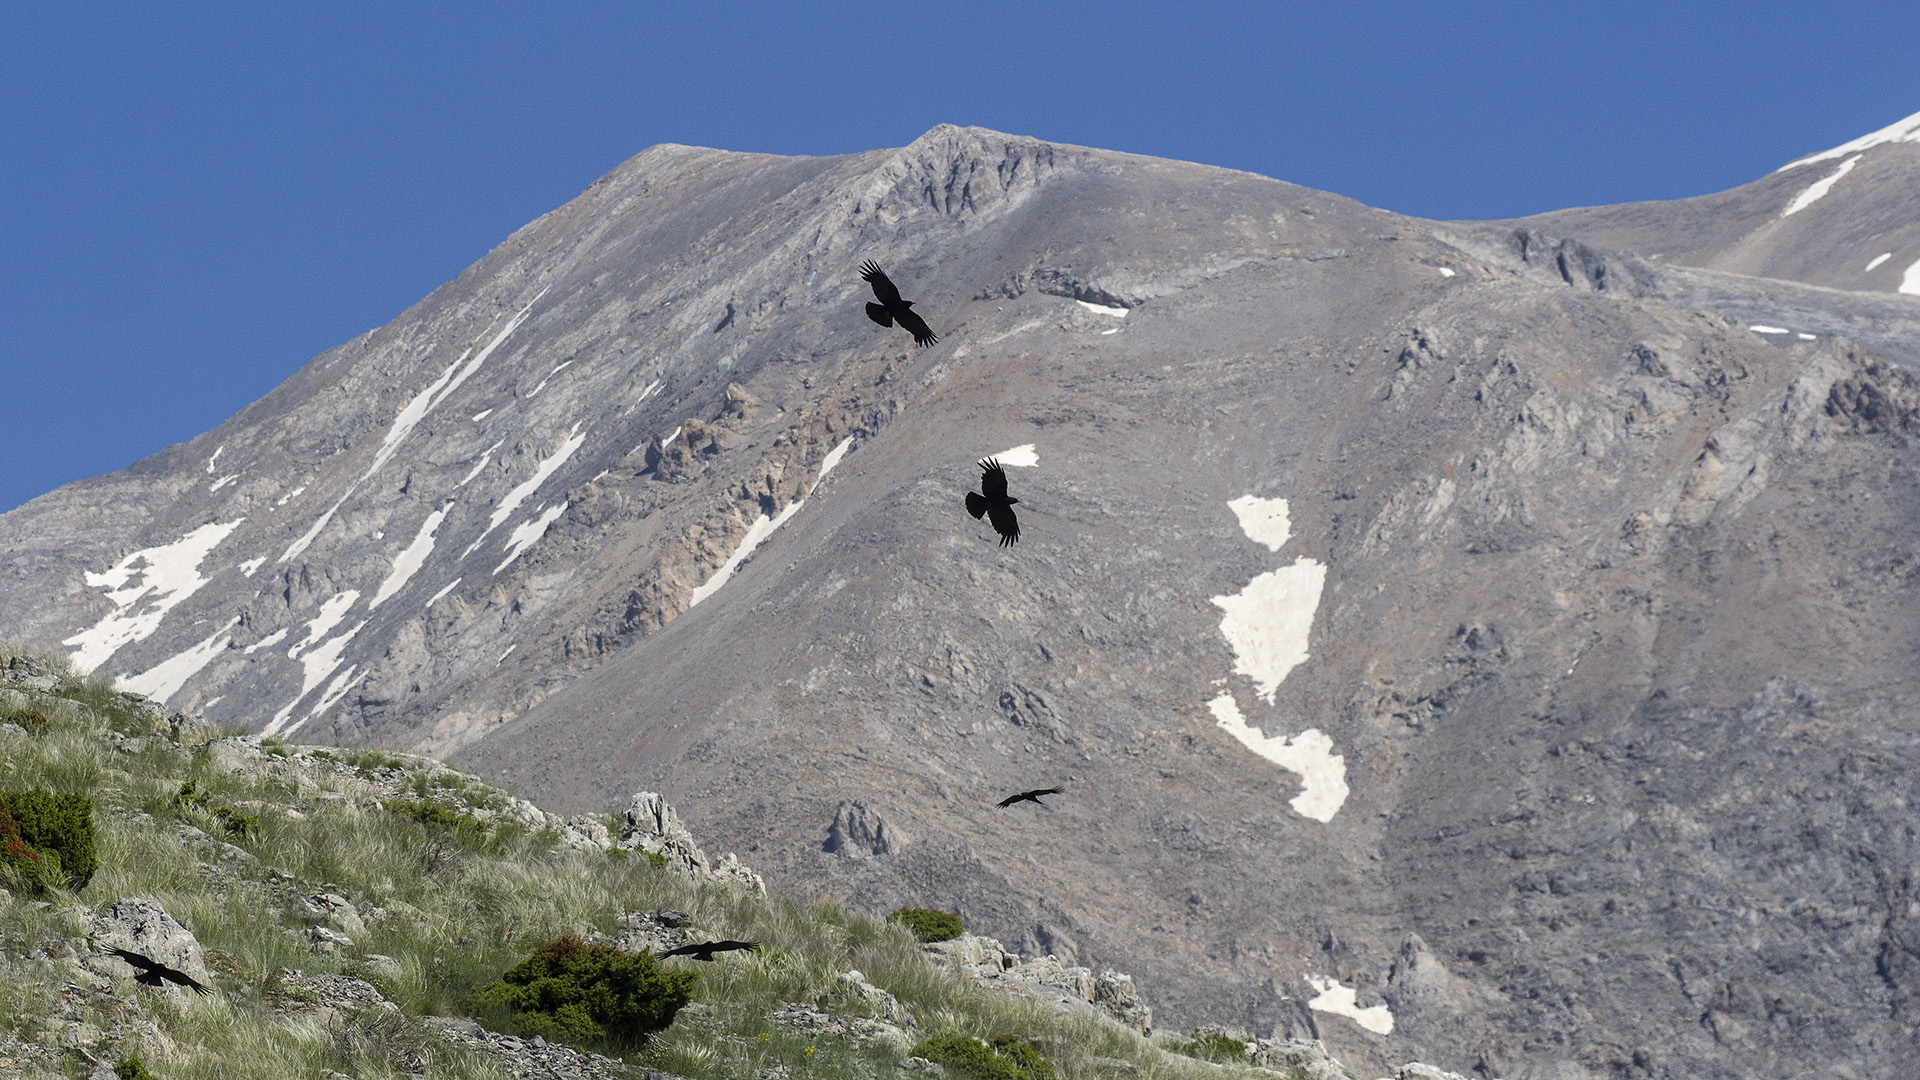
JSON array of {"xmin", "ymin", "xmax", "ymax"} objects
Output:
[{"xmin": 3, "ymin": 2, "xmax": 1915, "ymax": 513}]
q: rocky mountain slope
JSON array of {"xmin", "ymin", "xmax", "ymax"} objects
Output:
[
  {"xmin": 1501, "ymin": 107, "xmax": 1920, "ymax": 295},
  {"xmin": 2, "ymin": 122, "xmax": 1916, "ymax": 1080}
]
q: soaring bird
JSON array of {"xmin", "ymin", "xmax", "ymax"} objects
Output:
[
  {"xmin": 966, "ymin": 459, "xmax": 1021, "ymax": 546},
  {"xmin": 108, "ymin": 948, "xmax": 212, "ymax": 994},
  {"xmin": 996, "ymin": 786, "xmax": 1064, "ymax": 809},
  {"xmin": 657, "ymin": 939, "xmax": 760, "ymax": 962},
  {"xmin": 860, "ymin": 261, "xmax": 938, "ymax": 347}
]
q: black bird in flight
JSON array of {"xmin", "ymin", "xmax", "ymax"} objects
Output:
[
  {"xmin": 657, "ymin": 939, "xmax": 760, "ymax": 962},
  {"xmin": 108, "ymin": 947, "xmax": 212, "ymax": 994},
  {"xmin": 996, "ymin": 786, "xmax": 1064, "ymax": 809},
  {"xmin": 966, "ymin": 459, "xmax": 1021, "ymax": 546},
  {"xmin": 860, "ymin": 261, "xmax": 938, "ymax": 347}
]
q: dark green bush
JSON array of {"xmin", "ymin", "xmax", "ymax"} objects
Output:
[
  {"xmin": 889, "ymin": 906, "xmax": 964, "ymax": 943},
  {"xmin": 909, "ymin": 1035, "xmax": 1056, "ymax": 1080},
  {"xmin": 3, "ymin": 708, "xmax": 49, "ymax": 735},
  {"xmin": 1173, "ymin": 1031, "xmax": 1252, "ymax": 1063},
  {"xmin": 173, "ymin": 779, "xmax": 209, "ymax": 810},
  {"xmin": 470, "ymin": 935, "xmax": 696, "ymax": 1048},
  {"xmin": 0, "ymin": 799, "xmax": 52, "ymax": 891},
  {"xmin": 212, "ymin": 806, "xmax": 260, "ymax": 839},
  {"xmin": 114, "ymin": 1057, "xmax": 159, "ymax": 1080},
  {"xmin": 0, "ymin": 789, "xmax": 97, "ymax": 891}
]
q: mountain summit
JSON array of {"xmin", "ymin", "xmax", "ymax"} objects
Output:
[{"xmin": 3, "ymin": 121, "xmax": 1917, "ymax": 1079}]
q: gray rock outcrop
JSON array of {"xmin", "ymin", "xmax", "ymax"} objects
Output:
[
  {"xmin": 87, "ymin": 897, "xmax": 215, "ymax": 997},
  {"xmin": 823, "ymin": 800, "xmax": 905, "ymax": 857},
  {"xmin": 619, "ymin": 791, "xmax": 766, "ymax": 894}
]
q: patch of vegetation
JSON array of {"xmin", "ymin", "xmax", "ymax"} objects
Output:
[
  {"xmin": 3, "ymin": 707, "xmax": 49, "ymax": 735},
  {"xmin": 0, "ymin": 788, "xmax": 97, "ymax": 891},
  {"xmin": 470, "ymin": 935, "xmax": 696, "ymax": 1048},
  {"xmin": 909, "ymin": 1034, "xmax": 1056, "ymax": 1080},
  {"xmin": 173, "ymin": 780, "xmax": 259, "ymax": 838},
  {"xmin": 890, "ymin": 907, "xmax": 964, "ymax": 943},
  {"xmin": 114, "ymin": 1057, "xmax": 159, "ymax": 1080},
  {"xmin": 1174, "ymin": 1031, "xmax": 1253, "ymax": 1063}
]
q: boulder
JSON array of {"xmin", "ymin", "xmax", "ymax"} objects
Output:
[
  {"xmin": 823, "ymin": 800, "xmax": 905, "ymax": 857},
  {"xmin": 87, "ymin": 897, "xmax": 216, "ymax": 997}
]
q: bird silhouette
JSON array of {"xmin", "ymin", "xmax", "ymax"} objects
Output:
[
  {"xmin": 966, "ymin": 459, "xmax": 1021, "ymax": 546},
  {"xmin": 996, "ymin": 786, "xmax": 1064, "ymax": 809},
  {"xmin": 657, "ymin": 938, "xmax": 759, "ymax": 962},
  {"xmin": 108, "ymin": 947, "xmax": 212, "ymax": 994},
  {"xmin": 860, "ymin": 261, "xmax": 938, "ymax": 347}
]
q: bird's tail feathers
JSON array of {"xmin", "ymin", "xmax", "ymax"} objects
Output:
[
  {"xmin": 965, "ymin": 492, "xmax": 988, "ymax": 519},
  {"xmin": 866, "ymin": 303, "xmax": 892, "ymax": 328}
]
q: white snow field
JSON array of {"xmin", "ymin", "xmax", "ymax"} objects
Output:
[
  {"xmin": 267, "ymin": 590, "xmax": 367, "ymax": 736},
  {"xmin": 119, "ymin": 616, "xmax": 240, "ymax": 704},
  {"xmin": 1749, "ymin": 325, "xmax": 1790, "ymax": 334},
  {"xmin": 1212, "ymin": 559, "xmax": 1328, "ymax": 702},
  {"xmin": 493, "ymin": 503, "xmax": 568, "ymax": 575},
  {"xmin": 464, "ymin": 423, "xmax": 587, "ymax": 557},
  {"xmin": 1226, "ymin": 494, "xmax": 1292, "ymax": 552},
  {"xmin": 1307, "ymin": 975, "xmax": 1394, "ymax": 1035},
  {"xmin": 1207, "ymin": 694, "xmax": 1348, "ymax": 822},
  {"xmin": 990, "ymin": 443, "xmax": 1039, "ymax": 468},
  {"xmin": 63, "ymin": 519, "xmax": 245, "ymax": 673},
  {"xmin": 1779, "ymin": 108, "xmax": 1920, "ymax": 170},
  {"xmin": 1781, "ymin": 154, "xmax": 1861, "ymax": 216},
  {"xmin": 460, "ymin": 440, "xmax": 505, "ymax": 487},
  {"xmin": 1076, "ymin": 299, "xmax": 1129, "ymax": 317},
  {"xmin": 1902, "ymin": 257, "xmax": 1920, "ymax": 297},
  {"xmin": 689, "ymin": 437, "xmax": 854, "ymax": 608},
  {"xmin": 371, "ymin": 505, "xmax": 450, "ymax": 608},
  {"xmin": 1865, "ymin": 252, "xmax": 1892, "ymax": 272}
]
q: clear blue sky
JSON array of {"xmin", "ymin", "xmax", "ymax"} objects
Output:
[{"xmin": 3, "ymin": 2, "xmax": 1915, "ymax": 513}]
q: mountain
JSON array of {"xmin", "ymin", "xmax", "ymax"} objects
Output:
[
  {"xmin": 1501, "ymin": 107, "xmax": 1920, "ymax": 295},
  {"xmin": 3, "ymin": 122, "xmax": 1917, "ymax": 1080}
]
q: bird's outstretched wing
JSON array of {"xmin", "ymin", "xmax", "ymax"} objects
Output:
[
  {"xmin": 110, "ymin": 948, "xmax": 212, "ymax": 994},
  {"xmin": 660, "ymin": 939, "xmax": 759, "ymax": 961},
  {"xmin": 865, "ymin": 302, "xmax": 893, "ymax": 328},
  {"xmin": 996, "ymin": 786, "xmax": 1063, "ymax": 808},
  {"xmin": 987, "ymin": 503, "xmax": 1020, "ymax": 546},
  {"xmin": 978, "ymin": 459, "xmax": 1009, "ymax": 502},
  {"xmin": 896, "ymin": 307, "xmax": 938, "ymax": 347},
  {"xmin": 965, "ymin": 491, "xmax": 988, "ymax": 519},
  {"xmin": 860, "ymin": 261, "xmax": 902, "ymax": 306}
]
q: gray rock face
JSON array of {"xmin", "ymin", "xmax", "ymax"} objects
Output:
[
  {"xmin": 87, "ymin": 897, "xmax": 215, "ymax": 996},
  {"xmin": 823, "ymin": 799, "xmax": 905, "ymax": 857},
  {"xmin": 2, "ymin": 121, "xmax": 1917, "ymax": 1080}
]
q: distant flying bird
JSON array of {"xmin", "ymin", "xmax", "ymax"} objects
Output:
[
  {"xmin": 860, "ymin": 261, "xmax": 938, "ymax": 347},
  {"xmin": 658, "ymin": 939, "xmax": 760, "ymax": 962},
  {"xmin": 966, "ymin": 459, "xmax": 1021, "ymax": 546},
  {"xmin": 108, "ymin": 948, "xmax": 212, "ymax": 994},
  {"xmin": 996, "ymin": 786, "xmax": 1063, "ymax": 809}
]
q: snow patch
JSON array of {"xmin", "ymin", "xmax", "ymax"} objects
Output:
[
  {"xmin": 1779, "ymin": 108, "xmax": 1920, "ymax": 171},
  {"xmin": 1797, "ymin": 333, "xmax": 1817, "ymax": 341},
  {"xmin": 1101, "ymin": 328, "xmax": 1121, "ymax": 335},
  {"xmin": 239, "ymin": 557, "xmax": 265, "ymax": 577},
  {"xmin": 992, "ymin": 444, "xmax": 1039, "ymax": 468},
  {"xmin": 275, "ymin": 485, "xmax": 306, "ymax": 507},
  {"xmin": 463, "ymin": 423, "xmax": 586, "ymax": 556},
  {"xmin": 267, "ymin": 608, "xmax": 366, "ymax": 737},
  {"xmin": 371, "ymin": 505, "xmax": 450, "ymax": 608},
  {"xmin": 1781, "ymin": 154, "xmax": 1862, "ymax": 216},
  {"xmin": 293, "ymin": 664, "xmax": 363, "ymax": 735},
  {"xmin": 63, "ymin": 519, "xmax": 245, "ymax": 673},
  {"xmin": 243, "ymin": 628, "xmax": 288, "ymax": 655},
  {"xmin": 361, "ymin": 357, "xmax": 462, "ymax": 483},
  {"xmin": 280, "ymin": 495, "xmax": 348, "ymax": 563},
  {"xmin": 688, "ymin": 501, "xmax": 805, "ymax": 608},
  {"xmin": 1865, "ymin": 252, "xmax": 1892, "ymax": 273},
  {"xmin": 210, "ymin": 474, "xmax": 240, "ymax": 492},
  {"xmin": 661, "ymin": 425, "xmax": 683, "ymax": 450},
  {"xmin": 1749, "ymin": 325, "xmax": 1791, "ymax": 335},
  {"xmin": 1902, "ymin": 258, "xmax": 1920, "ymax": 297},
  {"xmin": 1227, "ymin": 495, "xmax": 1292, "ymax": 551},
  {"xmin": 1437, "ymin": 266, "xmax": 1456, "ymax": 277},
  {"xmin": 526, "ymin": 360, "xmax": 572, "ymax": 399},
  {"xmin": 1212, "ymin": 559, "xmax": 1327, "ymax": 703},
  {"xmin": 460, "ymin": 440, "xmax": 505, "ymax": 487},
  {"xmin": 471, "ymin": 409, "xmax": 493, "ymax": 422},
  {"xmin": 493, "ymin": 503, "xmax": 568, "ymax": 575},
  {"xmin": 1208, "ymin": 694, "xmax": 1347, "ymax": 821},
  {"xmin": 1307, "ymin": 976, "xmax": 1393, "ymax": 1035},
  {"xmin": 118, "ymin": 617, "xmax": 239, "ymax": 704},
  {"xmin": 1076, "ymin": 300, "xmax": 1129, "ymax": 317},
  {"xmin": 809, "ymin": 436, "xmax": 855, "ymax": 495},
  {"xmin": 206, "ymin": 446, "xmax": 223, "ymax": 474},
  {"xmin": 426, "ymin": 579, "xmax": 461, "ymax": 608}
]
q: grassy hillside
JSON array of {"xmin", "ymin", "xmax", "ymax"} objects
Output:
[{"xmin": 0, "ymin": 646, "xmax": 1297, "ymax": 1080}]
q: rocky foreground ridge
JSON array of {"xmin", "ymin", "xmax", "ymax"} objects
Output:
[{"xmin": 2, "ymin": 652, "xmax": 1480, "ymax": 1080}]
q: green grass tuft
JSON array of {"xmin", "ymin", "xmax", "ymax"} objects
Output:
[{"xmin": 889, "ymin": 906, "xmax": 964, "ymax": 943}]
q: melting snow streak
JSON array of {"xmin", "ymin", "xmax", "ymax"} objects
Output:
[
  {"xmin": 463, "ymin": 423, "xmax": 586, "ymax": 557},
  {"xmin": 1902, "ymin": 258, "xmax": 1920, "ymax": 297},
  {"xmin": 1209, "ymin": 694, "xmax": 1347, "ymax": 821},
  {"xmin": 119, "ymin": 617, "xmax": 239, "ymax": 704},
  {"xmin": 1212, "ymin": 559, "xmax": 1327, "ymax": 702},
  {"xmin": 371, "ymin": 505, "xmax": 450, "ymax": 608},
  {"xmin": 1307, "ymin": 976, "xmax": 1393, "ymax": 1035},
  {"xmin": 1781, "ymin": 154, "xmax": 1861, "ymax": 216},
  {"xmin": 494, "ymin": 504, "xmax": 567, "ymax": 575},
  {"xmin": 64, "ymin": 519, "xmax": 245, "ymax": 673},
  {"xmin": 690, "ymin": 437, "xmax": 855, "ymax": 608}
]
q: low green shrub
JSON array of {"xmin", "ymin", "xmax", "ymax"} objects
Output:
[
  {"xmin": 0, "ymin": 789, "xmax": 97, "ymax": 891},
  {"xmin": 3, "ymin": 708, "xmax": 49, "ymax": 735},
  {"xmin": 909, "ymin": 1034, "xmax": 1056, "ymax": 1080},
  {"xmin": 469, "ymin": 935, "xmax": 696, "ymax": 1048},
  {"xmin": 173, "ymin": 779, "xmax": 209, "ymax": 810},
  {"xmin": 1173, "ymin": 1031, "xmax": 1252, "ymax": 1063},
  {"xmin": 212, "ymin": 806, "xmax": 260, "ymax": 839},
  {"xmin": 890, "ymin": 906, "xmax": 964, "ymax": 943},
  {"xmin": 114, "ymin": 1057, "xmax": 159, "ymax": 1080}
]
